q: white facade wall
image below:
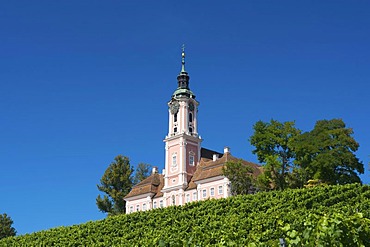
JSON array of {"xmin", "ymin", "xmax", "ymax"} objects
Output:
[{"xmin": 126, "ymin": 177, "xmax": 231, "ymax": 214}]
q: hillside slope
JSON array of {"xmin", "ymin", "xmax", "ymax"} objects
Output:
[{"xmin": 1, "ymin": 184, "xmax": 370, "ymax": 246}]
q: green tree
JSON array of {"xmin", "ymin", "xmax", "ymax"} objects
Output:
[
  {"xmin": 0, "ymin": 213, "xmax": 16, "ymax": 239},
  {"xmin": 250, "ymin": 119, "xmax": 301, "ymax": 190},
  {"xmin": 294, "ymin": 119, "xmax": 364, "ymax": 184},
  {"xmin": 133, "ymin": 163, "xmax": 152, "ymax": 185},
  {"xmin": 96, "ymin": 155, "xmax": 134, "ymax": 215},
  {"xmin": 222, "ymin": 160, "xmax": 256, "ymax": 195}
]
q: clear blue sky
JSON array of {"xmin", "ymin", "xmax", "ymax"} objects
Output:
[{"xmin": 1, "ymin": 1, "xmax": 369, "ymax": 235}]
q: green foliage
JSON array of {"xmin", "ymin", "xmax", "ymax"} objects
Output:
[
  {"xmin": 222, "ymin": 160, "xmax": 255, "ymax": 195},
  {"xmin": 251, "ymin": 119, "xmax": 364, "ymax": 189},
  {"xmin": 96, "ymin": 155, "xmax": 134, "ymax": 216},
  {"xmin": 294, "ymin": 119, "xmax": 364, "ymax": 185},
  {"xmin": 2, "ymin": 184, "xmax": 370, "ymax": 246},
  {"xmin": 133, "ymin": 163, "xmax": 151, "ymax": 185},
  {"xmin": 250, "ymin": 119, "xmax": 301, "ymax": 190},
  {"xmin": 283, "ymin": 212, "xmax": 370, "ymax": 246},
  {"xmin": 0, "ymin": 214, "xmax": 16, "ymax": 240}
]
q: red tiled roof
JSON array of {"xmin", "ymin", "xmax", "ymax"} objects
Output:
[{"xmin": 124, "ymin": 173, "xmax": 164, "ymax": 199}]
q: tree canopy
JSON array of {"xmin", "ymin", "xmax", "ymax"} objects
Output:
[
  {"xmin": 250, "ymin": 119, "xmax": 301, "ymax": 190},
  {"xmin": 96, "ymin": 155, "xmax": 134, "ymax": 215},
  {"xmin": 250, "ymin": 118, "xmax": 364, "ymax": 189},
  {"xmin": 133, "ymin": 163, "xmax": 152, "ymax": 185},
  {"xmin": 0, "ymin": 213, "xmax": 16, "ymax": 240},
  {"xmin": 294, "ymin": 119, "xmax": 364, "ymax": 185}
]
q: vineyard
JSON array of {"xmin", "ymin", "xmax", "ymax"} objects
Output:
[{"xmin": 1, "ymin": 184, "xmax": 370, "ymax": 246}]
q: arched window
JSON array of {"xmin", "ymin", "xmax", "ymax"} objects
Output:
[
  {"xmin": 153, "ymin": 201, "xmax": 157, "ymax": 209},
  {"xmin": 172, "ymin": 195, "xmax": 176, "ymax": 205},
  {"xmin": 159, "ymin": 200, "xmax": 163, "ymax": 208},
  {"xmin": 174, "ymin": 113, "xmax": 178, "ymax": 122},
  {"xmin": 143, "ymin": 203, "xmax": 147, "ymax": 211},
  {"xmin": 193, "ymin": 192, "xmax": 197, "ymax": 200},
  {"xmin": 189, "ymin": 112, "xmax": 193, "ymax": 123}
]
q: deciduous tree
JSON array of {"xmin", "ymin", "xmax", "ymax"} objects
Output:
[
  {"xmin": 222, "ymin": 160, "xmax": 256, "ymax": 195},
  {"xmin": 250, "ymin": 120, "xmax": 301, "ymax": 190},
  {"xmin": 294, "ymin": 119, "xmax": 364, "ymax": 184},
  {"xmin": 96, "ymin": 155, "xmax": 134, "ymax": 215},
  {"xmin": 0, "ymin": 213, "xmax": 16, "ymax": 239}
]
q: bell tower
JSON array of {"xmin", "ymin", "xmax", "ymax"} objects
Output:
[{"xmin": 162, "ymin": 47, "xmax": 202, "ymax": 203}]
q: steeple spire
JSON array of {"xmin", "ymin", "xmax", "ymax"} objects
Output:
[
  {"xmin": 172, "ymin": 45, "xmax": 196, "ymax": 99},
  {"xmin": 177, "ymin": 44, "xmax": 190, "ymax": 90},
  {"xmin": 181, "ymin": 44, "xmax": 186, "ymax": 73}
]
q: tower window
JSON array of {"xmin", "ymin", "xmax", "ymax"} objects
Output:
[
  {"xmin": 189, "ymin": 112, "xmax": 193, "ymax": 123},
  {"xmin": 172, "ymin": 155, "xmax": 177, "ymax": 167},
  {"xmin": 189, "ymin": 154, "xmax": 194, "ymax": 166},
  {"xmin": 189, "ymin": 127, "xmax": 193, "ymax": 133},
  {"xmin": 174, "ymin": 127, "xmax": 177, "ymax": 133},
  {"xmin": 174, "ymin": 113, "xmax": 177, "ymax": 122},
  {"xmin": 172, "ymin": 195, "xmax": 176, "ymax": 205}
]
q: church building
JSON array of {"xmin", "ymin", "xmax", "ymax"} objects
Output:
[{"xmin": 124, "ymin": 49, "xmax": 262, "ymax": 213}]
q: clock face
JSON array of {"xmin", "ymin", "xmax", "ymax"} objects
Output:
[
  {"xmin": 188, "ymin": 102, "xmax": 194, "ymax": 111},
  {"xmin": 170, "ymin": 101, "xmax": 180, "ymax": 114}
]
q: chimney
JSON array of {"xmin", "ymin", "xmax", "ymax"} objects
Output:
[
  {"xmin": 224, "ymin": 146, "xmax": 230, "ymax": 154},
  {"xmin": 152, "ymin": 166, "xmax": 158, "ymax": 174},
  {"xmin": 213, "ymin": 154, "xmax": 219, "ymax": 161}
]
